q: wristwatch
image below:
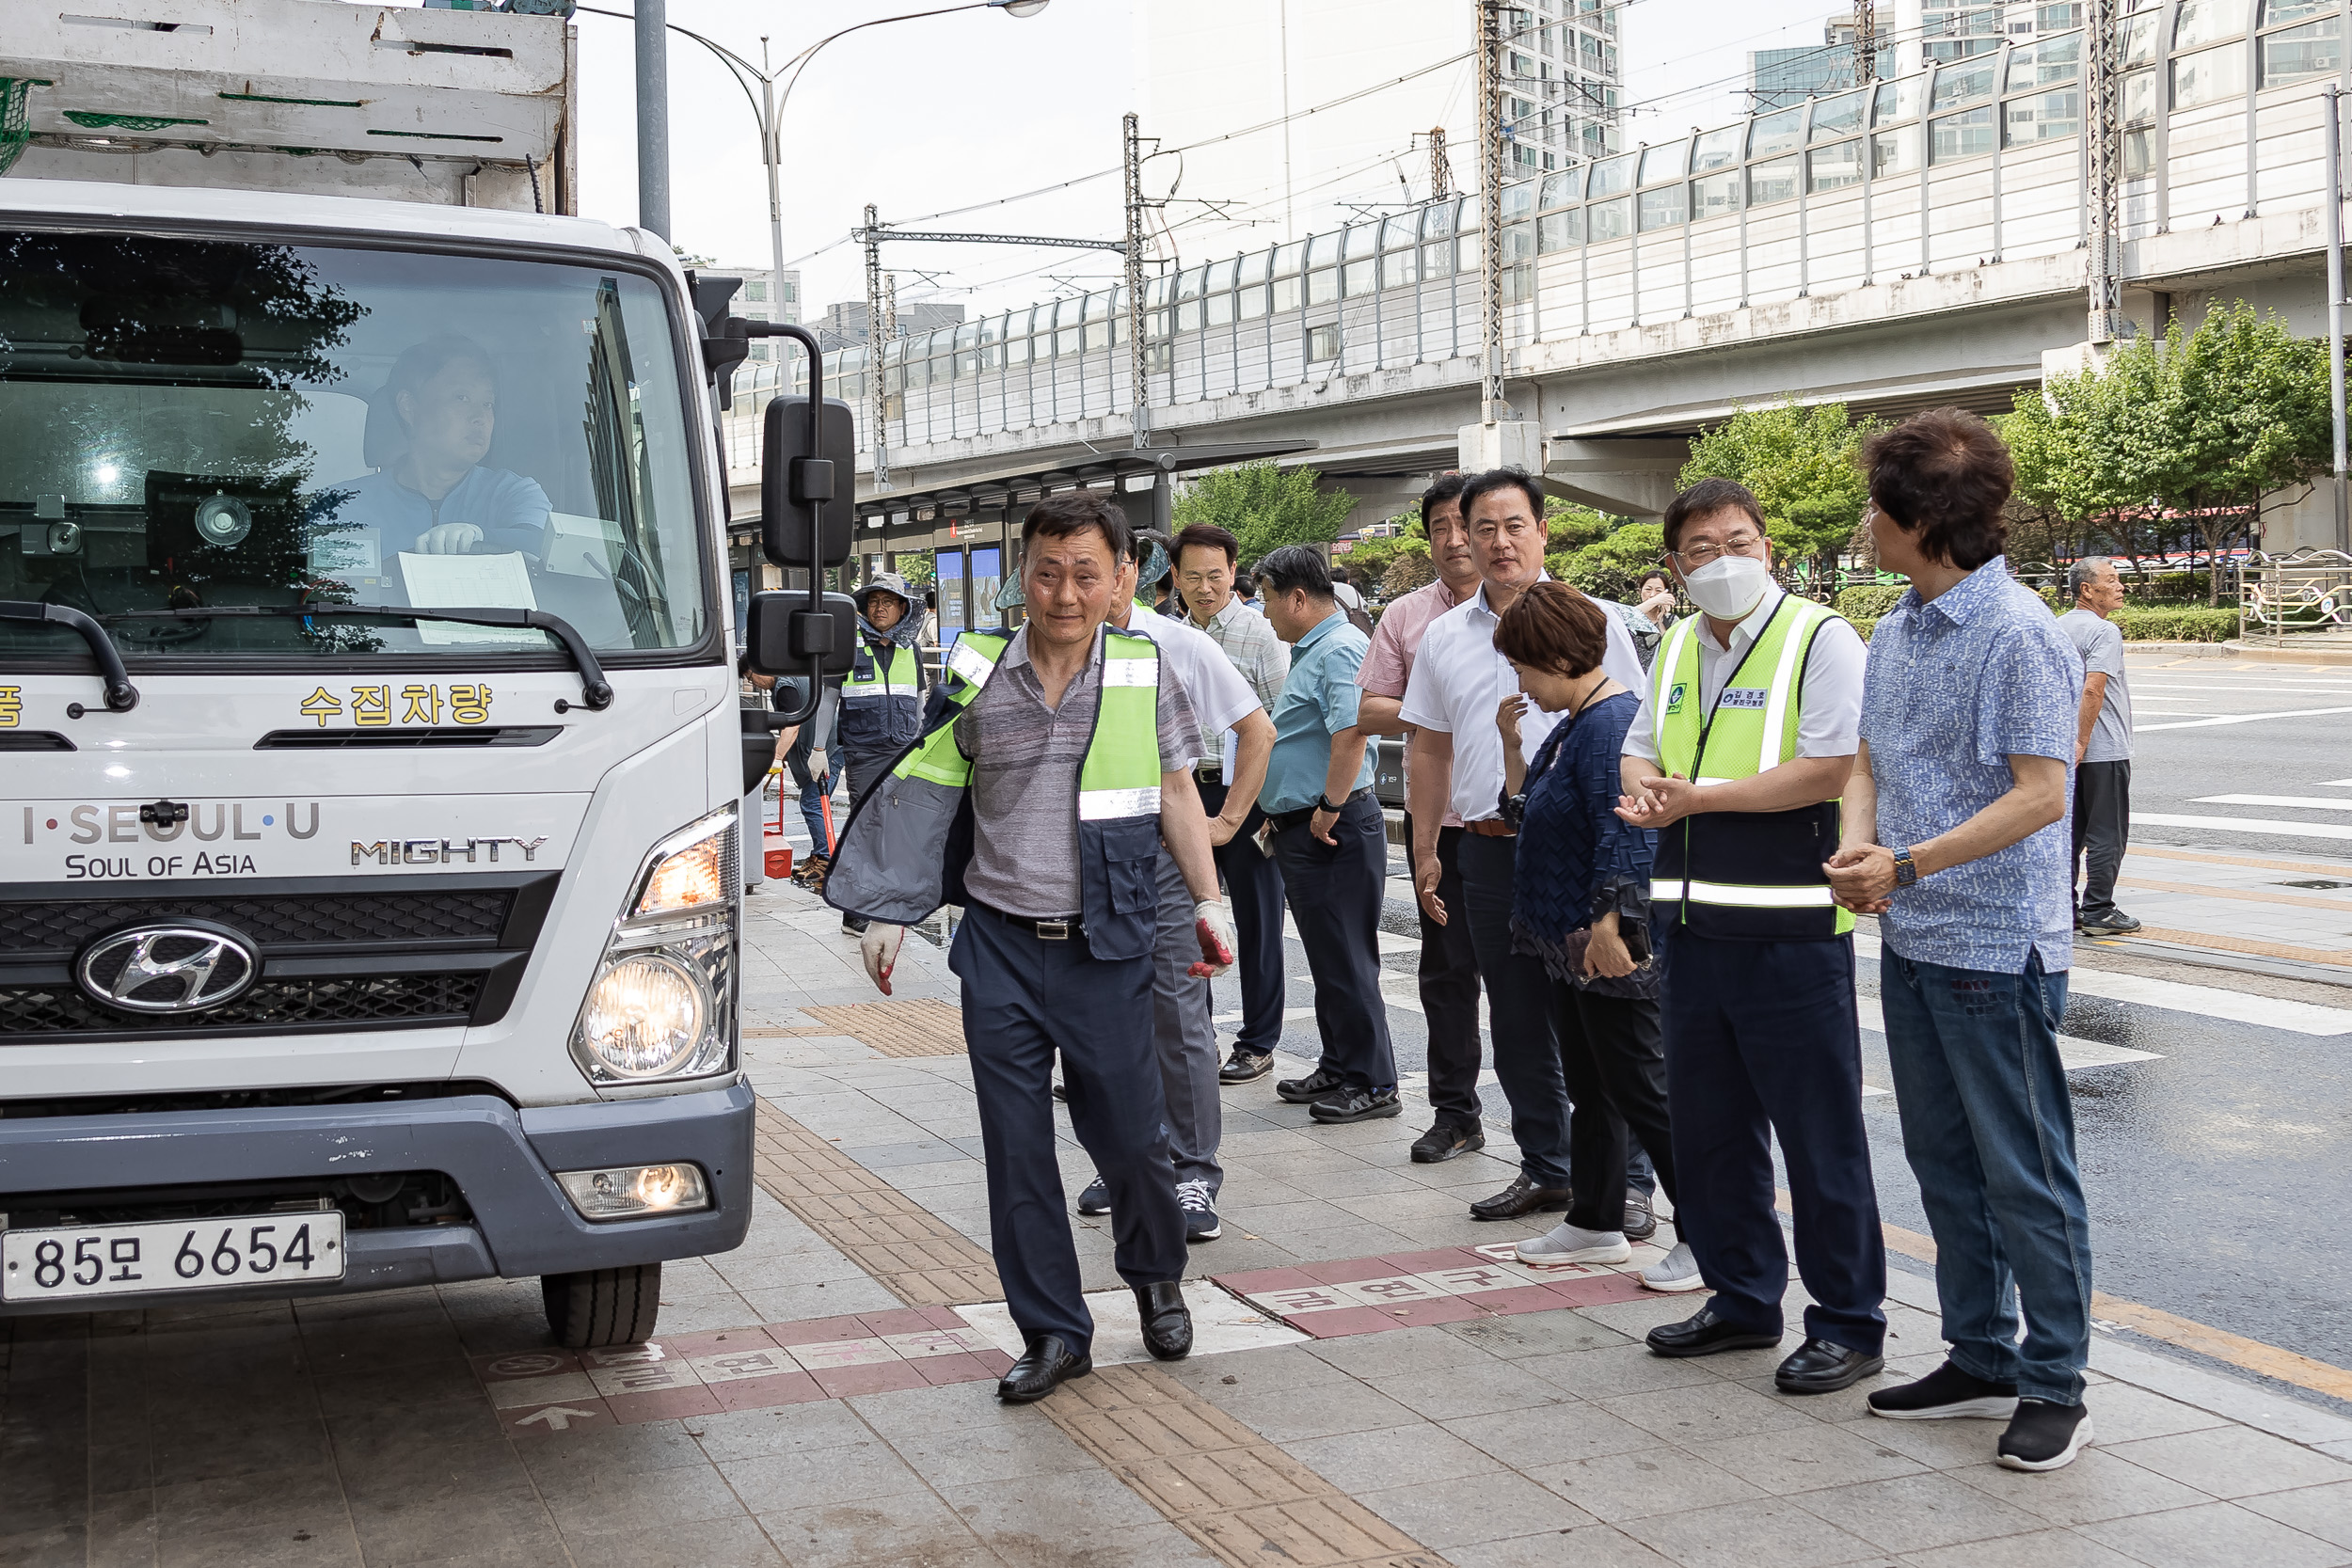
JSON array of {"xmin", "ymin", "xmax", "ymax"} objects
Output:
[
  {"xmin": 1315, "ymin": 794, "xmax": 1345, "ymax": 813},
  {"xmin": 1892, "ymin": 847, "xmax": 1919, "ymax": 887}
]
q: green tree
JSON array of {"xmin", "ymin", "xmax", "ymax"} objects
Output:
[
  {"xmin": 1552, "ymin": 522, "xmax": 1666, "ymax": 602},
  {"xmin": 1678, "ymin": 399, "xmax": 1882, "ymax": 582},
  {"xmin": 1172, "ymin": 460, "xmax": 1358, "ymax": 563}
]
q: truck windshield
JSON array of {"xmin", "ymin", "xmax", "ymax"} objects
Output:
[{"xmin": 0, "ymin": 232, "xmax": 706, "ymax": 660}]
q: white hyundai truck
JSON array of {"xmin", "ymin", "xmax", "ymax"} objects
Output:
[{"xmin": 0, "ymin": 0, "xmax": 849, "ymax": 1346}]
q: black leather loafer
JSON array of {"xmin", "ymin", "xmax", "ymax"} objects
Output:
[
  {"xmin": 1775, "ymin": 1337, "xmax": 1885, "ymax": 1394},
  {"xmin": 1275, "ymin": 1065, "xmax": 1346, "ymax": 1103},
  {"xmin": 1410, "ymin": 1122, "xmax": 1485, "ymax": 1164},
  {"xmin": 1623, "ymin": 1192, "xmax": 1658, "ymax": 1243},
  {"xmin": 1136, "ymin": 1281, "xmax": 1193, "ymax": 1361},
  {"xmin": 1470, "ymin": 1172, "xmax": 1572, "ymax": 1222},
  {"xmin": 1645, "ymin": 1306, "xmax": 1784, "ymax": 1358},
  {"xmin": 1218, "ymin": 1049, "xmax": 1274, "ymax": 1085},
  {"xmin": 997, "ymin": 1334, "xmax": 1092, "ymax": 1402}
]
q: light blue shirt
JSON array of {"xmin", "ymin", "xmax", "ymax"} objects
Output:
[
  {"xmin": 1859, "ymin": 557, "xmax": 2083, "ymax": 974},
  {"xmin": 1262, "ymin": 610, "xmax": 1375, "ymax": 814}
]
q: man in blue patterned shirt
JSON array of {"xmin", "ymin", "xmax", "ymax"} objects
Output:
[{"xmin": 1825, "ymin": 409, "xmax": 2093, "ymax": 1474}]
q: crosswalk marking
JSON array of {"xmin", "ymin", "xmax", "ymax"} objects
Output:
[
  {"xmin": 2191, "ymin": 794, "xmax": 2352, "ymax": 812},
  {"xmin": 1851, "ymin": 995, "xmax": 2160, "ymax": 1070},
  {"xmin": 2136, "ymin": 705, "xmax": 2352, "ymax": 733},
  {"xmin": 2132, "ymin": 811, "xmax": 2352, "ymax": 842}
]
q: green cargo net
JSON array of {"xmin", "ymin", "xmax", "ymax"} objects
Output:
[
  {"xmin": 62, "ymin": 110, "xmax": 209, "ymax": 132},
  {"xmin": 0, "ymin": 77, "xmax": 52, "ymax": 176}
]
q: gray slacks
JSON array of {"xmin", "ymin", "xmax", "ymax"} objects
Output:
[
  {"xmin": 1149, "ymin": 847, "xmax": 1224, "ymax": 1196},
  {"xmin": 2073, "ymin": 759, "xmax": 2131, "ymax": 925}
]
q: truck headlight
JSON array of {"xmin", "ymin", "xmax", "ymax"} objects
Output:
[{"xmin": 570, "ymin": 807, "xmax": 737, "ymax": 1085}]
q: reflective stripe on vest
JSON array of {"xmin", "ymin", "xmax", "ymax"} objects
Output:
[
  {"xmin": 891, "ymin": 632, "xmax": 1004, "ymax": 789},
  {"xmin": 1648, "ymin": 879, "xmax": 1836, "ymax": 909}
]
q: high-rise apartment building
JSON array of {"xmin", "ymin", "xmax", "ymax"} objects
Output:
[
  {"xmin": 1132, "ymin": 0, "xmax": 1622, "ymax": 258},
  {"xmin": 1892, "ymin": 0, "xmax": 2082, "ymax": 71},
  {"xmin": 1750, "ymin": 8, "xmax": 1895, "ymax": 109},
  {"xmin": 719, "ymin": 264, "xmax": 801, "ymax": 360}
]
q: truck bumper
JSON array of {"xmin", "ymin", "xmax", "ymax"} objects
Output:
[{"xmin": 0, "ymin": 1082, "xmax": 755, "ymax": 1315}]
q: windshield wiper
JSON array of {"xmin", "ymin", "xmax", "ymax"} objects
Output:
[
  {"xmin": 105, "ymin": 605, "xmax": 615, "ymax": 712},
  {"xmin": 0, "ymin": 601, "xmax": 140, "ymax": 713}
]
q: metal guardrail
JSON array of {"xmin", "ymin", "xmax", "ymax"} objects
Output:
[{"xmin": 2240, "ymin": 548, "xmax": 2352, "ymax": 644}]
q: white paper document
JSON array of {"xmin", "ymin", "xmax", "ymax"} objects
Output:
[{"xmin": 396, "ymin": 551, "xmax": 543, "ymax": 646}]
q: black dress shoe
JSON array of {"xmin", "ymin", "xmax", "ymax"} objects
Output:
[
  {"xmin": 1623, "ymin": 1192, "xmax": 1658, "ymax": 1243},
  {"xmin": 1309, "ymin": 1085, "xmax": 1403, "ymax": 1124},
  {"xmin": 1218, "ymin": 1048, "xmax": 1274, "ymax": 1085},
  {"xmin": 1410, "ymin": 1121, "xmax": 1485, "ymax": 1163},
  {"xmin": 996, "ymin": 1334, "xmax": 1092, "ymax": 1402},
  {"xmin": 1470, "ymin": 1172, "xmax": 1572, "ymax": 1222},
  {"xmin": 1275, "ymin": 1065, "xmax": 1346, "ymax": 1104},
  {"xmin": 1775, "ymin": 1337, "xmax": 1885, "ymax": 1394},
  {"xmin": 1645, "ymin": 1306, "xmax": 1784, "ymax": 1358},
  {"xmin": 1135, "ymin": 1281, "xmax": 1193, "ymax": 1361}
]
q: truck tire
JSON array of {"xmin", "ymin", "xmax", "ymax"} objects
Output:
[{"xmin": 541, "ymin": 1263, "xmax": 661, "ymax": 1348}]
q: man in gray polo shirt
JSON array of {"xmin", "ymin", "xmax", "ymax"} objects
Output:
[{"xmin": 2058, "ymin": 558, "xmax": 2137, "ymax": 937}]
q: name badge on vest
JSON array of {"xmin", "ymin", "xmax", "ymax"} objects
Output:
[{"xmin": 1717, "ymin": 688, "xmax": 1769, "ymax": 709}]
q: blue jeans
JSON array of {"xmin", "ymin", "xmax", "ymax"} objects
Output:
[
  {"xmin": 1881, "ymin": 948, "xmax": 2092, "ymax": 1405},
  {"xmin": 797, "ymin": 771, "xmax": 834, "ymax": 855}
]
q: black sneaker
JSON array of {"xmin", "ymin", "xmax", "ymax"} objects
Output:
[
  {"xmin": 841, "ymin": 913, "xmax": 869, "ymax": 935},
  {"xmin": 1623, "ymin": 1192, "xmax": 1658, "ymax": 1243},
  {"xmin": 1073, "ymin": 1175, "xmax": 1111, "ymax": 1216},
  {"xmin": 1309, "ymin": 1085, "xmax": 1403, "ymax": 1124},
  {"xmin": 1409, "ymin": 1121, "xmax": 1485, "ymax": 1163},
  {"xmin": 1276, "ymin": 1065, "xmax": 1346, "ymax": 1104},
  {"xmin": 1867, "ymin": 1359, "xmax": 2021, "ymax": 1421},
  {"xmin": 2080, "ymin": 911, "xmax": 2142, "ymax": 936},
  {"xmin": 1218, "ymin": 1048, "xmax": 1274, "ymax": 1085},
  {"xmin": 1176, "ymin": 1180, "xmax": 1221, "ymax": 1242},
  {"xmin": 1997, "ymin": 1399, "xmax": 2092, "ymax": 1471}
]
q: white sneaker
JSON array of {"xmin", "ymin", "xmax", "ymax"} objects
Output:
[
  {"xmin": 1641, "ymin": 1242, "xmax": 1706, "ymax": 1292},
  {"xmin": 1515, "ymin": 1221, "xmax": 1631, "ymax": 1267}
]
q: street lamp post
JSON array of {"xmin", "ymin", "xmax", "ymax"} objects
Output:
[{"xmin": 607, "ymin": 2, "xmax": 1049, "ymax": 322}]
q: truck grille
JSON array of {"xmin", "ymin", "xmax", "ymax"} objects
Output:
[
  {"xmin": 0, "ymin": 874, "xmax": 553, "ymax": 1042},
  {"xmin": 0, "ymin": 890, "xmax": 512, "ymax": 957},
  {"xmin": 0, "ymin": 974, "xmax": 485, "ymax": 1036}
]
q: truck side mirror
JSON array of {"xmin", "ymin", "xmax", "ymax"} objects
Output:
[
  {"xmin": 745, "ymin": 589, "xmax": 859, "ymax": 678},
  {"xmin": 760, "ymin": 395, "xmax": 856, "ymax": 572}
]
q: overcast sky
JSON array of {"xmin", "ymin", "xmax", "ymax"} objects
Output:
[{"xmin": 567, "ymin": 0, "xmax": 1840, "ymax": 322}]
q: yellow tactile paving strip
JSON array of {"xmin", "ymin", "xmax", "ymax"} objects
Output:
[
  {"xmin": 798, "ymin": 998, "xmax": 970, "ymax": 1056},
  {"xmin": 1041, "ymin": 1363, "xmax": 1448, "ymax": 1568},
  {"xmin": 751, "ymin": 1098, "xmax": 999, "ymax": 1306},
  {"xmin": 750, "ymin": 1088, "xmax": 1456, "ymax": 1568}
]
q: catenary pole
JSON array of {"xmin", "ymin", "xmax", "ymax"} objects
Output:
[
  {"xmin": 1124, "ymin": 112, "xmax": 1152, "ymax": 449},
  {"xmin": 634, "ymin": 0, "xmax": 670, "ymax": 240},
  {"xmin": 2084, "ymin": 0, "xmax": 2123, "ymax": 342},
  {"xmin": 1475, "ymin": 0, "xmax": 1508, "ymax": 425},
  {"xmin": 2328, "ymin": 85, "xmax": 2348, "ymax": 552}
]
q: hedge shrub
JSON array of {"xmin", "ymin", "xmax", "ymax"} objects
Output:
[
  {"xmin": 1836, "ymin": 584, "xmax": 1906, "ymax": 620},
  {"xmin": 2111, "ymin": 607, "xmax": 2238, "ymax": 641}
]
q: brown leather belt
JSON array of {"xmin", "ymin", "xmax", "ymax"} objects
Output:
[{"xmin": 1464, "ymin": 818, "xmax": 1517, "ymax": 838}]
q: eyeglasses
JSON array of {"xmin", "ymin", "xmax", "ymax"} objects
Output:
[{"xmin": 1669, "ymin": 531, "xmax": 1765, "ymax": 569}]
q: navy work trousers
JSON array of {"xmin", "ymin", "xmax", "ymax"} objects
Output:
[
  {"xmin": 1409, "ymin": 816, "xmax": 1485, "ymax": 1130},
  {"xmin": 1269, "ymin": 794, "xmax": 1397, "ymax": 1089},
  {"xmin": 951, "ymin": 904, "xmax": 1188, "ymax": 1353},
  {"xmin": 1200, "ymin": 780, "xmax": 1287, "ymax": 1056},
  {"xmin": 1657, "ymin": 927, "xmax": 1887, "ymax": 1354}
]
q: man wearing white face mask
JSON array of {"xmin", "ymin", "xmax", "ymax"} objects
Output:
[{"xmin": 1616, "ymin": 479, "xmax": 1886, "ymax": 1398}]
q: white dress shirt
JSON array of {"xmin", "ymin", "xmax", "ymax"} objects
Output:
[
  {"xmin": 1397, "ymin": 576, "xmax": 1646, "ymax": 823},
  {"xmin": 1621, "ymin": 583, "xmax": 1867, "ymax": 764},
  {"xmin": 1114, "ymin": 606, "xmax": 1263, "ymax": 744}
]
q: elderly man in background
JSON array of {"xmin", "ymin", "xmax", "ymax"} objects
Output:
[
  {"xmin": 1174, "ymin": 521, "xmax": 1295, "ymax": 1085},
  {"xmin": 1355, "ymin": 473, "xmax": 1489, "ymax": 1164},
  {"xmin": 2058, "ymin": 558, "xmax": 2139, "ymax": 937}
]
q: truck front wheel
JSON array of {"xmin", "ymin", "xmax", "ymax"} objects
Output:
[{"xmin": 541, "ymin": 1263, "xmax": 662, "ymax": 1348}]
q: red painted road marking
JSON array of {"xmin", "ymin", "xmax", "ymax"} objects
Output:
[{"xmin": 1216, "ymin": 1243, "xmax": 1668, "ymax": 1338}]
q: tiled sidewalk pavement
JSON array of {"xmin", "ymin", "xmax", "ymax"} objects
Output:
[{"xmin": 5, "ymin": 879, "xmax": 2352, "ymax": 1567}]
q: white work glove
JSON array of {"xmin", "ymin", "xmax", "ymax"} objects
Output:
[
  {"xmin": 412, "ymin": 522, "xmax": 484, "ymax": 555},
  {"xmin": 1189, "ymin": 900, "xmax": 1237, "ymax": 979},
  {"xmin": 860, "ymin": 923, "xmax": 904, "ymax": 994},
  {"xmin": 806, "ymin": 749, "xmax": 828, "ymax": 781}
]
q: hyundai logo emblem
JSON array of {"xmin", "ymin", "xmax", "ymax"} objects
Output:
[{"xmin": 75, "ymin": 923, "xmax": 260, "ymax": 1015}]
